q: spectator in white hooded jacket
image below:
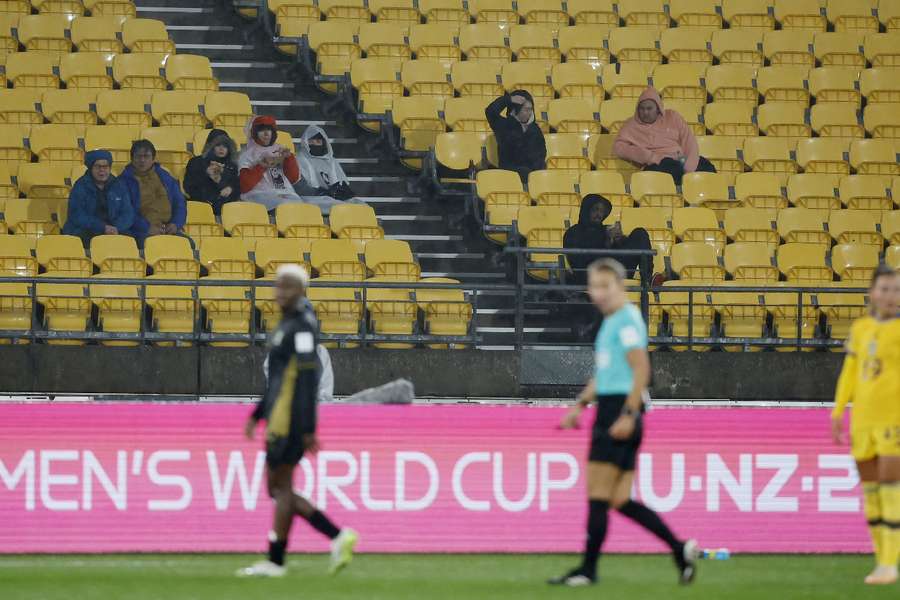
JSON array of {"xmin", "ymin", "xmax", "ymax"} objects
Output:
[{"xmin": 293, "ymin": 125, "xmax": 361, "ymax": 215}]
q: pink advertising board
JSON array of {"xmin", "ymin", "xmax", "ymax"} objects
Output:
[{"xmin": 0, "ymin": 403, "xmax": 867, "ymax": 554}]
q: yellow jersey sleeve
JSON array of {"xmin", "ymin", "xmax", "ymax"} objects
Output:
[{"xmin": 832, "ymin": 322, "xmax": 860, "ymax": 419}]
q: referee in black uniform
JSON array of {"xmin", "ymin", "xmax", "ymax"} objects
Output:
[{"xmin": 237, "ymin": 264, "xmax": 357, "ymax": 578}]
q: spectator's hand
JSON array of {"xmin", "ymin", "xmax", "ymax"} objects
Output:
[
  {"xmin": 510, "ymin": 94, "xmax": 526, "ymax": 106},
  {"xmin": 206, "ymin": 162, "xmax": 223, "ymax": 183},
  {"xmin": 262, "ymin": 155, "xmax": 279, "ymax": 168},
  {"xmin": 243, "ymin": 417, "xmax": 257, "ymax": 441},
  {"xmin": 104, "ymin": 225, "xmax": 118, "ymax": 235},
  {"xmin": 831, "ymin": 417, "xmax": 845, "ymax": 446},
  {"xmin": 608, "ymin": 222, "xmax": 625, "ymax": 244},
  {"xmin": 609, "ymin": 414, "xmax": 636, "ymax": 440},
  {"xmin": 220, "ymin": 186, "xmax": 233, "ymax": 197},
  {"xmin": 164, "ymin": 223, "xmax": 178, "ymax": 235},
  {"xmin": 148, "ymin": 224, "xmax": 163, "ymax": 236},
  {"xmin": 302, "ymin": 433, "xmax": 320, "ymax": 454}
]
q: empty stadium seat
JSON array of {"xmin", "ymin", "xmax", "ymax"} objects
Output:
[
  {"xmin": 509, "ymin": 24, "xmax": 560, "ymax": 63},
  {"xmin": 419, "ymin": 0, "xmax": 468, "ymax": 25},
  {"xmin": 501, "ymin": 61, "xmax": 554, "ymax": 103},
  {"xmin": 329, "ymin": 204, "xmax": 384, "ymax": 243},
  {"xmin": 827, "ymin": 0, "xmax": 879, "ymax": 33},
  {"xmin": 864, "ymin": 32, "xmax": 900, "ymax": 68},
  {"xmin": 113, "ymin": 53, "xmax": 168, "ymax": 91},
  {"xmin": 370, "ymin": 0, "xmax": 421, "ymax": 24},
  {"xmin": 16, "ymin": 164, "xmax": 71, "ymax": 203},
  {"xmin": 671, "ymin": 242, "xmax": 725, "ymax": 281},
  {"xmin": 883, "ymin": 210, "xmax": 900, "ymax": 245},
  {"xmin": 697, "ymin": 136, "xmax": 746, "ymax": 179},
  {"xmin": 307, "ymin": 21, "xmax": 361, "ymax": 93},
  {"xmin": 864, "ymin": 104, "xmax": 900, "ymax": 138},
  {"xmin": 652, "ymin": 63, "xmax": 706, "ymax": 104},
  {"xmin": 39, "ymin": 90, "xmax": 96, "ymax": 127},
  {"xmin": 775, "ymin": 0, "xmax": 826, "ymax": 31},
  {"xmin": 319, "ymin": 0, "xmax": 371, "ymax": 22},
  {"xmin": 6, "ymin": 52, "xmax": 59, "ymax": 89},
  {"xmin": 359, "ymin": 22, "xmax": 411, "ymax": 64},
  {"xmin": 151, "ymin": 91, "xmax": 208, "ymax": 128},
  {"xmin": 711, "ymin": 28, "xmax": 765, "ymax": 66},
  {"xmin": 831, "ymin": 243, "xmax": 879, "ymax": 282},
  {"xmin": 735, "ymin": 171, "xmax": 788, "ymax": 212},
  {"xmin": 311, "ymin": 238, "xmax": 366, "ymax": 280},
  {"xmin": 829, "ymin": 209, "xmax": 882, "ymax": 248},
  {"xmin": 36, "ymin": 234, "xmax": 91, "ymax": 277},
  {"xmin": 402, "ymin": 59, "xmax": 453, "ymax": 100},
  {"xmin": 725, "ymin": 206, "xmax": 780, "ymax": 250},
  {"xmin": 808, "ymin": 66, "xmax": 861, "ymax": 106},
  {"xmin": 434, "ymin": 131, "xmax": 486, "ymax": 172},
  {"xmin": 184, "ymin": 201, "xmax": 225, "ymax": 241},
  {"xmin": 630, "ymin": 171, "xmax": 683, "ymax": 209},
  {"xmin": 459, "ymin": 23, "xmax": 512, "ymax": 64},
  {"xmin": 544, "ymin": 133, "xmax": 591, "ymax": 171},
  {"xmin": 527, "ymin": 169, "xmax": 580, "ymax": 209},
  {"xmin": 672, "ymin": 207, "xmax": 725, "ymax": 254},
  {"xmin": 796, "ymin": 138, "xmax": 850, "ymax": 175},
  {"xmin": 416, "ymin": 277, "xmax": 472, "ymax": 347},
  {"xmin": 90, "ymin": 235, "xmax": 145, "ymax": 278},
  {"xmin": 777, "ymin": 242, "xmax": 833, "ymax": 283},
  {"xmin": 602, "ymin": 63, "xmax": 654, "ymax": 100},
  {"xmin": 778, "ymin": 206, "xmax": 831, "ymax": 245},
  {"xmin": 849, "ymin": 139, "xmax": 898, "ymax": 176},
  {"xmin": 221, "ymin": 201, "xmax": 277, "ymax": 242},
  {"xmin": 818, "ymin": 288, "xmax": 867, "ymax": 345},
  {"xmin": 204, "ymin": 92, "xmax": 253, "ymax": 129},
  {"xmin": 682, "ymin": 172, "xmax": 737, "ymax": 217},
  {"xmin": 18, "ymin": 14, "xmax": 70, "ymax": 54},
  {"xmin": 95, "ymin": 91, "xmax": 150, "ymax": 128},
  {"xmin": 608, "ymin": 27, "xmax": 661, "ymax": 65},
  {"xmin": 351, "ymin": 58, "xmax": 405, "ymax": 129},
  {"xmin": 787, "ymin": 173, "xmax": 842, "ymax": 210},
  {"xmin": 365, "ymin": 239, "xmax": 420, "ymax": 281},
  {"xmin": 254, "ymin": 238, "xmax": 309, "ymax": 279},
  {"xmin": 198, "ymin": 237, "xmax": 255, "ymax": 280},
  {"xmin": 85, "ymin": 0, "xmax": 136, "ymax": 17},
  {"xmin": 444, "ymin": 96, "xmax": 491, "ymax": 132},
  {"xmin": 810, "ymin": 103, "xmax": 864, "ymax": 138},
  {"xmin": 145, "ymin": 235, "xmax": 200, "ymax": 279},
  {"xmin": 122, "ymin": 17, "xmax": 175, "ymax": 53},
  {"xmin": 578, "ymin": 171, "xmax": 634, "ymax": 210},
  {"xmin": 743, "ymin": 137, "xmax": 799, "ymax": 183},
  {"xmin": 567, "ymin": 0, "xmax": 617, "ymax": 25},
  {"xmin": 757, "ymin": 66, "xmax": 810, "ymax": 106},
  {"xmin": 722, "ymin": 0, "xmax": 775, "ymax": 30},
  {"xmin": 389, "ymin": 95, "xmax": 445, "ymax": 168},
  {"xmin": 619, "ymin": 0, "xmax": 669, "ymax": 29},
  {"xmin": 59, "ymin": 52, "xmax": 114, "ymax": 90},
  {"xmin": 409, "ymin": 23, "xmax": 460, "ymax": 69},
  {"xmin": 763, "ymin": 30, "xmax": 815, "ymax": 67},
  {"xmin": 660, "ymin": 27, "xmax": 713, "ymax": 64},
  {"xmin": 165, "ymin": 54, "xmax": 218, "ymax": 92},
  {"xmin": 839, "ymin": 175, "xmax": 892, "ymax": 211},
  {"xmin": 860, "ymin": 68, "xmax": 900, "ymax": 105},
  {"xmin": 71, "ymin": 16, "xmax": 125, "ymax": 53},
  {"xmin": 725, "ymin": 242, "xmax": 778, "ymax": 283},
  {"xmin": 703, "ymin": 103, "xmax": 758, "ymax": 137},
  {"xmin": 814, "ymin": 32, "xmax": 865, "ymax": 68},
  {"xmin": 84, "ymin": 125, "xmax": 140, "ymax": 166},
  {"xmin": 272, "ymin": 203, "xmax": 330, "ymax": 241},
  {"xmin": 450, "ymin": 61, "xmax": 504, "ymax": 99},
  {"xmin": 516, "ymin": 205, "xmax": 569, "ymax": 281},
  {"xmin": 0, "ymin": 235, "xmax": 39, "ymax": 278},
  {"xmin": 705, "ymin": 64, "xmax": 758, "ymax": 106},
  {"xmin": 558, "ymin": 24, "xmax": 612, "ymax": 67}
]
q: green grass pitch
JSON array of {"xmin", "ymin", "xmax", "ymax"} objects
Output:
[{"xmin": 0, "ymin": 554, "xmax": 896, "ymax": 600}]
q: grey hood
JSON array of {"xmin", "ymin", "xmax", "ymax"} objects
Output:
[{"xmin": 296, "ymin": 124, "xmax": 349, "ymax": 189}]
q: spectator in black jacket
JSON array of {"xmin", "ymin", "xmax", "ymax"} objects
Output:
[
  {"xmin": 485, "ymin": 90, "xmax": 546, "ymax": 183},
  {"xmin": 183, "ymin": 129, "xmax": 241, "ymax": 215}
]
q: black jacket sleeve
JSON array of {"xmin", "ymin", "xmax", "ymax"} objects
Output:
[
  {"xmin": 485, "ymin": 94, "xmax": 512, "ymax": 133},
  {"xmin": 183, "ymin": 157, "xmax": 211, "ymax": 202},
  {"xmin": 528, "ymin": 129, "xmax": 547, "ymax": 171},
  {"xmin": 292, "ymin": 317, "xmax": 321, "ymax": 434}
]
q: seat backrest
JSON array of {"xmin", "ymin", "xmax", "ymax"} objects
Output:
[
  {"xmin": 90, "ymin": 234, "xmax": 140, "ymax": 264},
  {"xmin": 221, "ymin": 201, "xmax": 270, "ymax": 230},
  {"xmin": 36, "ymin": 234, "xmax": 86, "ymax": 264},
  {"xmin": 630, "ymin": 171, "xmax": 677, "ymax": 199},
  {"xmin": 724, "ymin": 206, "xmax": 777, "ymax": 236},
  {"xmin": 725, "ymin": 242, "xmax": 774, "ymax": 272},
  {"xmin": 672, "ymin": 207, "xmax": 720, "ymax": 236},
  {"xmin": 254, "ymin": 238, "xmax": 308, "ymax": 272},
  {"xmin": 329, "ymin": 204, "xmax": 379, "ymax": 234},
  {"xmin": 144, "ymin": 235, "xmax": 195, "ymax": 264}
]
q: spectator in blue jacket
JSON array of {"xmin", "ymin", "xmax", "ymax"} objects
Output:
[
  {"xmin": 119, "ymin": 140, "xmax": 186, "ymax": 242},
  {"xmin": 62, "ymin": 149, "xmax": 135, "ymax": 246}
]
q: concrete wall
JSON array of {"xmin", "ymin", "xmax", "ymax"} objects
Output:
[{"xmin": 0, "ymin": 346, "xmax": 843, "ymax": 401}]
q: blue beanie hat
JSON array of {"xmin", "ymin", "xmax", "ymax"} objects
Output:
[{"xmin": 85, "ymin": 149, "xmax": 113, "ymax": 169}]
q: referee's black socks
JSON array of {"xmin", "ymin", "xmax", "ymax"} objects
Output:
[
  {"xmin": 268, "ymin": 539, "xmax": 287, "ymax": 566},
  {"xmin": 618, "ymin": 500, "xmax": 682, "ymax": 558},
  {"xmin": 306, "ymin": 510, "xmax": 341, "ymax": 540},
  {"xmin": 581, "ymin": 499, "xmax": 610, "ymax": 578}
]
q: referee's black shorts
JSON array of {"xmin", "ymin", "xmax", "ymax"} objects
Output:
[
  {"xmin": 266, "ymin": 433, "xmax": 305, "ymax": 468},
  {"xmin": 589, "ymin": 394, "xmax": 643, "ymax": 471}
]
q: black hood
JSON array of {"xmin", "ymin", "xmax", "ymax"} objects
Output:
[
  {"xmin": 577, "ymin": 194, "xmax": 612, "ymax": 227},
  {"xmin": 509, "ymin": 89, "xmax": 535, "ymax": 107},
  {"xmin": 203, "ymin": 128, "xmax": 237, "ymax": 158}
]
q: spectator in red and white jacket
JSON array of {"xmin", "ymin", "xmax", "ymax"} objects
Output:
[{"xmin": 238, "ymin": 115, "xmax": 303, "ymax": 210}]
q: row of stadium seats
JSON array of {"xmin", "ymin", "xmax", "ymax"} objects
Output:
[
  {"xmin": 266, "ymin": 0, "xmax": 900, "ymax": 34},
  {"xmin": 0, "ymin": 233, "xmax": 474, "ymax": 348},
  {"xmin": 0, "ymin": 14, "xmax": 171, "ymax": 54},
  {"xmin": 0, "ymin": 0, "xmax": 135, "ymax": 17}
]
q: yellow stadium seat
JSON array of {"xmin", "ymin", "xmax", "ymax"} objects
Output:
[
  {"xmin": 319, "ymin": 0, "xmax": 371, "ymax": 22},
  {"xmin": 306, "ymin": 21, "xmax": 360, "ymax": 93},
  {"xmin": 527, "ymin": 169, "xmax": 580, "ymax": 209},
  {"xmin": 0, "ymin": 14, "xmax": 19, "ymax": 55},
  {"xmin": 140, "ymin": 126, "xmax": 194, "ymax": 179},
  {"xmin": 756, "ymin": 66, "xmax": 810, "ymax": 105},
  {"xmin": 121, "ymin": 17, "xmax": 175, "ymax": 53},
  {"xmin": 601, "ymin": 63, "xmax": 654, "ymax": 101},
  {"xmin": 38, "ymin": 89, "xmax": 95, "ymax": 127},
  {"xmin": 95, "ymin": 90, "xmax": 150, "ymax": 128},
  {"xmin": 703, "ymin": 103, "xmax": 757, "ymax": 137},
  {"xmin": 810, "ymin": 103, "xmax": 863, "ymax": 138},
  {"xmin": 599, "ymin": 98, "xmax": 637, "ymax": 134},
  {"xmin": 329, "ymin": 204, "xmax": 384, "ymax": 244},
  {"xmin": 743, "ymin": 137, "xmax": 798, "ymax": 184},
  {"xmin": 365, "ymin": 239, "xmax": 420, "ymax": 281},
  {"xmin": 5, "ymin": 198, "xmax": 59, "ymax": 238},
  {"xmin": 71, "ymin": 16, "xmax": 125, "ymax": 53},
  {"xmin": 16, "ymin": 164, "xmax": 71, "ymax": 203},
  {"xmin": 608, "ymin": 27, "xmax": 661, "ymax": 65},
  {"xmin": 198, "ymin": 237, "xmax": 254, "ymax": 280},
  {"xmin": 0, "ymin": 162, "xmax": 18, "ymax": 199},
  {"xmin": 672, "ymin": 206, "xmax": 725, "ymax": 255},
  {"xmin": 814, "ymin": 32, "xmax": 865, "ymax": 68},
  {"xmin": 145, "ymin": 235, "xmax": 199, "ymax": 279},
  {"xmin": 0, "ymin": 236, "xmax": 38, "ymax": 278},
  {"xmin": 266, "ymin": 1, "xmax": 318, "ymax": 54},
  {"xmin": 17, "ymin": 14, "xmax": 70, "ymax": 53},
  {"xmin": 87, "ymin": 283, "xmax": 142, "ymax": 345},
  {"xmin": 272, "ymin": 203, "xmax": 329, "ymax": 242},
  {"xmin": 860, "ymin": 68, "xmax": 900, "ymax": 105},
  {"xmin": 416, "ymin": 278, "xmax": 472, "ymax": 347},
  {"xmin": 757, "ymin": 102, "xmax": 811, "ymax": 138},
  {"xmin": 36, "ymin": 234, "xmax": 91, "ymax": 277},
  {"xmin": 516, "ymin": 205, "xmax": 569, "ymax": 281},
  {"xmin": 197, "ymin": 278, "xmax": 252, "ymax": 346},
  {"xmin": 6, "ymin": 52, "xmax": 59, "ymax": 89},
  {"xmin": 725, "ymin": 205, "xmax": 780, "ymax": 249},
  {"xmin": 369, "ymin": 0, "xmax": 420, "ymax": 25},
  {"xmin": 551, "ymin": 62, "xmax": 603, "ymax": 103},
  {"xmin": 882, "ymin": 0, "xmax": 900, "ymax": 31},
  {"xmin": 827, "ymin": 0, "xmax": 879, "ymax": 33},
  {"xmin": 390, "ymin": 96, "xmax": 445, "ymax": 168},
  {"xmin": 518, "ymin": 0, "xmax": 568, "ymax": 28},
  {"xmin": 765, "ymin": 288, "xmax": 819, "ymax": 346},
  {"xmin": 619, "ymin": 0, "xmax": 669, "ymax": 29},
  {"xmin": 443, "ymin": 96, "xmax": 490, "ymax": 133},
  {"xmin": 113, "ymin": 53, "xmax": 168, "ymax": 91},
  {"xmin": 839, "ymin": 175, "xmax": 892, "ymax": 211},
  {"xmin": 468, "ymin": 0, "xmax": 518, "ymax": 25},
  {"xmin": 660, "ymin": 27, "xmax": 713, "ymax": 65},
  {"xmin": 307, "ymin": 283, "xmax": 363, "ymax": 343},
  {"xmin": 864, "ymin": 104, "xmax": 900, "ymax": 138},
  {"xmin": 402, "ymin": 59, "xmax": 453, "ymax": 100},
  {"xmin": 778, "ymin": 206, "xmax": 831, "ymax": 245},
  {"xmin": 84, "ymin": 0, "xmax": 135, "ymax": 17},
  {"xmin": 764, "ymin": 30, "xmax": 815, "ymax": 67},
  {"xmin": 362, "ymin": 278, "xmax": 417, "ymax": 349},
  {"xmin": 165, "ymin": 54, "xmax": 218, "ymax": 92},
  {"xmin": 725, "ymin": 242, "xmax": 778, "ymax": 282},
  {"xmin": 697, "ymin": 136, "xmax": 746, "ymax": 179},
  {"xmin": 722, "ymin": 0, "xmax": 775, "ymax": 29},
  {"xmin": 713, "ymin": 289, "xmax": 768, "ymax": 347},
  {"xmin": 888, "ymin": 245, "xmax": 900, "ymax": 270},
  {"xmin": 831, "ymin": 243, "xmax": 879, "ymax": 282},
  {"xmin": 509, "ymin": 24, "xmax": 560, "ymax": 63},
  {"xmin": 435, "ymin": 131, "xmax": 486, "ymax": 172},
  {"xmin": 630, "ymin": 171, "xmax": 683, "ymax": 209},
  {"xmin": 254, "ymin": 238, "xmax": 309, "ymax": 279},
  {"xmin": 420, "ymin": 0, "xmax": 469, "ymax": 25},
  {"xmin": 547, "ymin": 98, "xmax": 600, "ymax": 135},
  {"xmin": 151, "ymin": 91, "xmax": 208, "ymax": 128},
  {"xmin": 796, "ymin": 138, "xmax": 850, "ymax": 175},
  {"xmin": 409, "ymin": 24, "xmax": 460, "ymax": 71},
  {"xmin": 351, "ymin": 58, "xmax": 405, "ymax": 128},
  {"xmin": 849, "ymin": 139, "xmax": 898, "ymax": 177},
  {"xmin": 818, "ymin": 288, "xmax": 867, "ymax": 345},
  {"xmin": 786, "ymin": 173, "xmax": 841, "ymax": 210},
  {"xmin": 809, "ymin": 66, "xmax": 860, "ymax": 106},
  {"xmin": 777, "ymin": 242, "xmax": 833, "ymax": 283},
  {"xmin": 184, "ymin": 200, "xmax": 225, "ymax": 241},
  {"xmin": 459, "ymin": 23, "xmax": 511, "ymax": 64},
  {"xmin": 705, "ymin": 65, "xmax": 757, "ymax": 106},
  {"xmin": 651, "ymin": 63, "xmax": 706, "ymax": 105},
  {"xmin": 311, "ymin": 238, "xmax": 366, "ymax": 280},
  {"xmin": 59, "ymin": 52, "xmax": 114, "ymax": 90},
  {"xmin": 864, "ymin": 32, "xmax": 900, "ymax": 67},
  {"xmin": 204, "ymin": 92, "xmax": 253, "ymax": 129},
  {"xmin": 579, "ymin": 171, "xmax": 634, "ymax": 209},
  {"xmin": 29, "ymin": 124, "xmax": 83, "ymax": 165},
  {"xmin": 669, "ymin": 0, "xmax": 722, "ymax": 28},
  {"xmin": 671, "ymin": 242, "xmax": 725, "ymax": 281},
  {"xmin": 654, "ymin": 284, "xmax": 716, "ymax": 345},
  {"xmin": 775, "ymin": 0, "xmax": 826, "ymax": 31},
  {"xmin": 35, "ymin": 281, "xmax": 90, "ymax": 345},
  {"xmin": 221, "ymin": 201, "xmax": 276, "ymax": 242},
  {"xmin": 682, "ymin": 172, "xmax": 737, "ymax": 217},
  {"xmin": 476, "ymin": 169, "xmax": 531, "ymax": 211},
  {"xmin": 567, "ymin": 0, "xmax": 617, "ymax": 25},
  {"xmin": 450, "ymin": 62, "xmax": 503, "ymax": 99},
  {"xmin": 830, "ymin": 209, "xmax": 882, "ymax": 248},
  {"xmin": 711, "ymin": 28, "xmax": 765, "ymax": 66},
  {"xmin": 501, "ymin": 61, "xmax": 554, "ymax": 103},
  {"xmin": 883, "ymin": 210, "xmax": 900, "ymax": 245},
  {"xmin": 90, "ymin": 234, "xmax": 145, "ymax": 278},
  {"xmin": 544, "ymin": 133, "xmax": 590, "ymax": 171},
  {"xmin": 359, "ymin": 22, "xmax": 411, "ymax": 64},
  {"xmin": 83, "ymin": 124, "xmax": 140, "ymax": 166},
  {"xmin": 557, "ymin": 24, "xmax": 612, "ymax": 67},
  {"xmin": 589, "ymin": 133, "xmax": 640, "ymax": 173}
]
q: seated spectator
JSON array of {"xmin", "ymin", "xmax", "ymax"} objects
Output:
[
  {"xmin": 239, "ymin": 115, "xmax": 303, "ymax": 210},
  {"xmin": 485, "ymin": 90, "xmax": 546, "ymax": 183},
  {"xmin": 183, "ymin": 128, "xmax": 240, "ymax": 216},
  {"xmin": 62, "ymin": 149, "xmax": 135, "ymax": 246},
  {"xmin": 294, "ymin": 125, "xmax": 359, "ymax": 215},
  {"xmin": 613, "ymin": 87, "xmax": 715, "ymax": 185},
  {"xmin": 120, "ymin": 140, "xmax": 186, "ymax": 242},
  {"xmin": 563, "ymin": 194, "xmax": 655, "ymax": 284}
]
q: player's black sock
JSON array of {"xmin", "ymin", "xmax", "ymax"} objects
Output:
[
  {"xmin": 268, "ymin": 539, "xmax": 287, "ymax": 566},
  {"xmin": 306, "ymin": 510, "xmax": 341, "ymax": 539},
  {"xmin": 581, "ymin": 499, "xmax": 609, "ymax": 578},
  {"xmin": 618, "ymin": 500, "xmax": 682, "ymax": 557}
]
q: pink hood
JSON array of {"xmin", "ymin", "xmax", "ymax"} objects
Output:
[{"xmin": 612, "ymin": 87, "xmax": 700, "ymax": 172}]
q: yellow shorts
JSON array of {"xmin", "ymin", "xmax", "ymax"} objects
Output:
[{"xmin": 850, "ymin": 425, "xmax": 900, "ymax": 462}]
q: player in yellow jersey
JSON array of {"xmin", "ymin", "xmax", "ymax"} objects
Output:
[{"xmin": 832, "ymin": 264, "xmax": 900, "ymax": 585}]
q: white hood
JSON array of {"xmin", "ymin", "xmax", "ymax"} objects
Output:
[{"xmin": 296, "ymin": 124, "xmax": 349, "ymax": 189}]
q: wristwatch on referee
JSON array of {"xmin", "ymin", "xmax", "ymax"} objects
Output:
[{"xmin": 620, "ymin": 406, "xmax": 640, "ymax": 418}]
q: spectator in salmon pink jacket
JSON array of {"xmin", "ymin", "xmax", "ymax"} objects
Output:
[{"xmin": 238, "ymin": 115, "xmax": 303, "ymax": 211}]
